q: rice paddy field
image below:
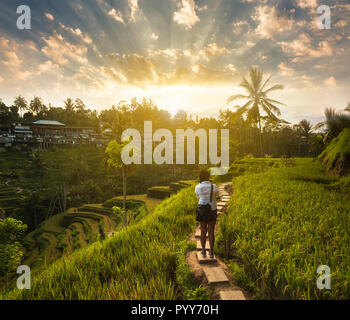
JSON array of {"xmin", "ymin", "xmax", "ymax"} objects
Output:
[
  {"xmin": 216, "ymin": 158, "xmax": 350, "ymax": 300},
  {"xmin": 0, "ymin": 186, "xmax": 199, "ymax": 299}
]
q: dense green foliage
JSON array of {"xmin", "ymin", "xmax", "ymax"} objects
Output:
[
  {"xmin": 0, "ymin": 186, "xmax": 198, "ymax": 299},
  {"xmin": 0, "ymin": 218, "xmax": 27, "ymax": 277},
  {"xmin": 216, "ymin": 159, "xmax": 349, "ymax": 299},
  {"xmin": 0, "ymin": 147, "xmax": 197, "ymax": 232},
  {"xmin": 318, "ymin": 128, "xmax": 350, "ymax": 176}
]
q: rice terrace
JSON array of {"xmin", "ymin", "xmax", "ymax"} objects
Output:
[{"xmin": 0, "ymin": 0, "xmax": 349, "ymax": 306}]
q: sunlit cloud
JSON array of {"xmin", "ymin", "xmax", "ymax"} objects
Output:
[
  {"xmin": 45, "ymin": 12, "xmax": 54, "ymax": 21},
  {"xmin": 252, "ymin": 5, "xmax": 294, "ymax": 39},
  {"xmin": 174, "ymin": 0, "xmax": 200, "ymax": 29},
  {"xmin": 0, "ymin": 0, "xmax": 349, "ymax": 123},
  {"xmin": 108, "ymin": 8, "xmax": 126, "ymax": 25}
]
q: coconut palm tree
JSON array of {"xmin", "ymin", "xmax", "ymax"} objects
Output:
[
  {"xmin": 315, "ymin": 107, "xmax": 350, "ymax": 143},
  {"xmin": 227, "ymin": 66, "xmax": 285, "ymax": 155},
  {"xmin": 14, "ymin": 95, "xmax": 28, "ymax": 118}
]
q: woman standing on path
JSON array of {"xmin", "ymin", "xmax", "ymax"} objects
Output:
[{"xmin": 195, "ymin": 170, "xmax": 219, "ymax": 259}]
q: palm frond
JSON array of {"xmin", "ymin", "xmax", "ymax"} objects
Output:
[
  {"xmin": 261, "ymin": 102, "xmax": 280, "ymax": 121},
  {"xmin": 226, "ymin": 94, "xmax": 250, "ymax": 104},
  {"xmin": 239, "ymin": 77, "xmax": 254, "ymax": 95},
  {"xmin": 262, "ymin": 100, "xmax": 282, "ymax": 116},
  {"xmin": 249, "ymin": 67, "xmax": 263, "ymax": 92},
  {"xmin": 265, "ymin": 98, "xmax": 286, "ymax": 107},
  {"xmin": 260, "ymin": 74, "xmax": 272, "ymax": 92},
  {"xmin": 263, "ymin": 84, "xmax": 284, "ymax": 95}
]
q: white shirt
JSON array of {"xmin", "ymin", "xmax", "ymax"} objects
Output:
[{"xmin": 195, "ymin": 181, "xmax": 218, "ymax": 210}]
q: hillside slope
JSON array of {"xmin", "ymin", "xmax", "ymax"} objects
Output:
[
  {"xmin": 1, "ymin": 187, "xmax": 198, "ymax": 299},
  {"xmin": 216, "ymin": 158, "xmax": 350, "ymax": 299},
  {"xmin": 318, "ymin": 128, "xmax": 350, "ymax": 176}
]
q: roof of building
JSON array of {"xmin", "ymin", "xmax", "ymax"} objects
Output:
[{"xmin": 32, "ymin": 120, "xmax": 65, "ymax": 126}]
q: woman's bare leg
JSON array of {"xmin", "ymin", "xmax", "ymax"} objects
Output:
[
  {"xmin": 208, "ymin": 220, "xmax": 216, "ymax": 253},
  {"xmin": 200, "ymin": 221, "xmax": 208, "ymax": 252}
]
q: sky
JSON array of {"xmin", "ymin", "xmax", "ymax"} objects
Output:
[{"xmin": 0, "ymin": 0, "xmax": 349, "ymax": 124}]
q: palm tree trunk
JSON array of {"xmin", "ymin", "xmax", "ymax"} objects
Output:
[
  {"xmin": 258, "ymin": 119, "xmax": 263, "ymax": 156},
  {"xmin": 122, "ymin": 165, "xmax": 127, "ymax": 228}
]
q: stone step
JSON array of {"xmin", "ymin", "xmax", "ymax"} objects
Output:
[
  {"xmin": 196, "ymin": 251, "xmax": 217, "ymax": 264},
  {"xmin": 216, "ymin": 201, "xmax": 227, "ymax": 207},
  {"xmin": 196, "ymin": 240, "xmax": 210, "ymax": 251},
  {"xmin": 203, "ymin": 266, "xmax": 229, "ymax": 285},
  {"xmin": 221, "ymin": 196, "xmax": 231, "ymax": 201},
  {"xmin": 219, "ymin": 290, "xmax": 246, "ymax": 300}
]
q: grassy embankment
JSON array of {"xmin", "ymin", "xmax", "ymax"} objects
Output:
[
  {"xmin": 1, "ymin": 186, "xmax": 209, "ymax": 300},
  {"xmin": 215, "ymin": 158, "xmax": 349, "ymax": 299}
]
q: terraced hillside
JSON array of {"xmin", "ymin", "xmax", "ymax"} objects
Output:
[
  {"xmin": 21, "ymin": 195, "xmax": 162, "ymax": 271},
  {"xmin": 1, "ymin": 186, "xmax": 199, "ymax": 299}
]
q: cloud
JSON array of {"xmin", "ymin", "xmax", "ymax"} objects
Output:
[
  {"xmin": 252, "ymin": 6, "xmax": 294, "ymax": 39},
  {"xmin": 37, "ymin": 60, "xmax": 60, "ymax": 74},
  {"xmin": 279, "ymin": 33, "xmax": 333, "ymax": 62},
  {"xmin": 41, "ymin": 32, "xmax": 88, "ymax": 65},
  {"xmin": 296, "ymin": 0, "xmax": 318, "ymax": 10},
  {"xmin": 108, "ymin": 8, "xmax": 125, "ymax": 25},
  {"xmin": 198, "ymin": 43, "xmax": 230, "ymax": 61},
  {"xmin": 174, "ymin": 0, "xmax": 200, "ymax": 29},
  {"xmin": 324, "ymin": 76, "xmax": 337, "ymax": 87},
  {"xmin": 129, "ymin": 0, "xmax": 141, "ymax": 22},
  {"xmin": 151, "ymin": 32, "xmax": 159, "ymax": 40},
  {"xmin": 232, "ymin": 20, "xmax": 249, "ymax": 35},
  {"xmin": 0, "ymin": 76, "xmax": 3, "ymax": 84},
  {"xmin": 45, "ymin": 13, "xmax": 54, "ymax": 21},
  {"xmin": 2, "ymin": 51, "xmax": 22, "ymax": 67},
  {"xmin": 104, "ymin": 51, "xmax": 238, "ymax": 87},
  {"xmin": 278, "ymin": 62, "xmax": 295, "ymax": 76},
  {"xmin": 59, "ymin": 23, "xmax": 93, "ymax": 44}
]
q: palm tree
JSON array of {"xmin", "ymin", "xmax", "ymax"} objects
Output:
[
  {"xmin": 315, "ymin": 107, "xmax": 350, "ymax": 143},
  {"xmin": 296, "ymin": 119, "xmax": 313, "ymax": 155},
  {"xmin": 14, "ymin": 95, "xmax": 28, "ymax": 118},
  {"xmin": 345, "ymin": 102, "xmax": 350, "ymax": 112},
  {"xmin": 63, "ymin": 98, "xmax": 75, "ymax": 112},
  {"xmin": 227, "ymin": 67, "xmax": 285, "ymax": 155},
  {"xmin": 298, "ymin": 119, "xmax": 313, "ymax": 144}
]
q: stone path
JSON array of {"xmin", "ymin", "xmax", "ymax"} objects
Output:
[{"xmin": 187, "ymin": 182, "xmax": 247, "ymax": 300}]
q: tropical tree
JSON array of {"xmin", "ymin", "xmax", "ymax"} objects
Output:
[
  {"xmin": 14, "ymin": 95, "xmax": 28, "ymax": 118},
  {"xmin": 29, "ymin": 96, "xmax": 44, "ymax": 115},
  {"xmin": 315, "ymin": 107, "xmax": 350, "ymax": 143},
  {"xmin": 227, "ymin": 66, "xmax": 285, "ymax": 155},
  {"xmin": 345, "ymin": 102, "xmax": 350, "ymax": 112},
  {"xmin": 297, "ymin": 119, "xmax": 313, "ymax": 154},
  {"xmin": 103, "ymin": 103, "xmax": 133, "ymax": 227},
  {"xmin": 63, "ymin": 98, "xmax": 75, "ymax": 112}
]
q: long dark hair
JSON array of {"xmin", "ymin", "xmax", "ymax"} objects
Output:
[{"xmin": 199, "ymin": 169, "xmax": 210, "ymax": 183}]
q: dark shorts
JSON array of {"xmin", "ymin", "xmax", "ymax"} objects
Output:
[{"xmin": 196, "ymin": 205, "xmax": 217, "ymax": 222}]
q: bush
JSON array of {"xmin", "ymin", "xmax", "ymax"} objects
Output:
[{"xmin": 318, "ymin": 128, "xmax": 350, "ymax": 176}]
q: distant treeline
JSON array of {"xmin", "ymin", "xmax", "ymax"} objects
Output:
[{"xmin": 1, "ymin": 95, "xmax": 339, "ymax": 158}]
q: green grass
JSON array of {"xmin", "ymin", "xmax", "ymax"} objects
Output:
[
  {"xmin": 0, "ymin": 186, "xmax": 198, "ymax": 299},
  {"xmin": 216, "ymin": 158, "xmax": 349, "ymax": 299},
  {"xmin": 111, "ymin": 194, "xmax": 162, "ymax": 214}
]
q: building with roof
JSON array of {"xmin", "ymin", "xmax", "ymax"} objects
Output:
[{"xmin": 31, "ymin": 120, "xmax": 66, "ymax": 137}]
